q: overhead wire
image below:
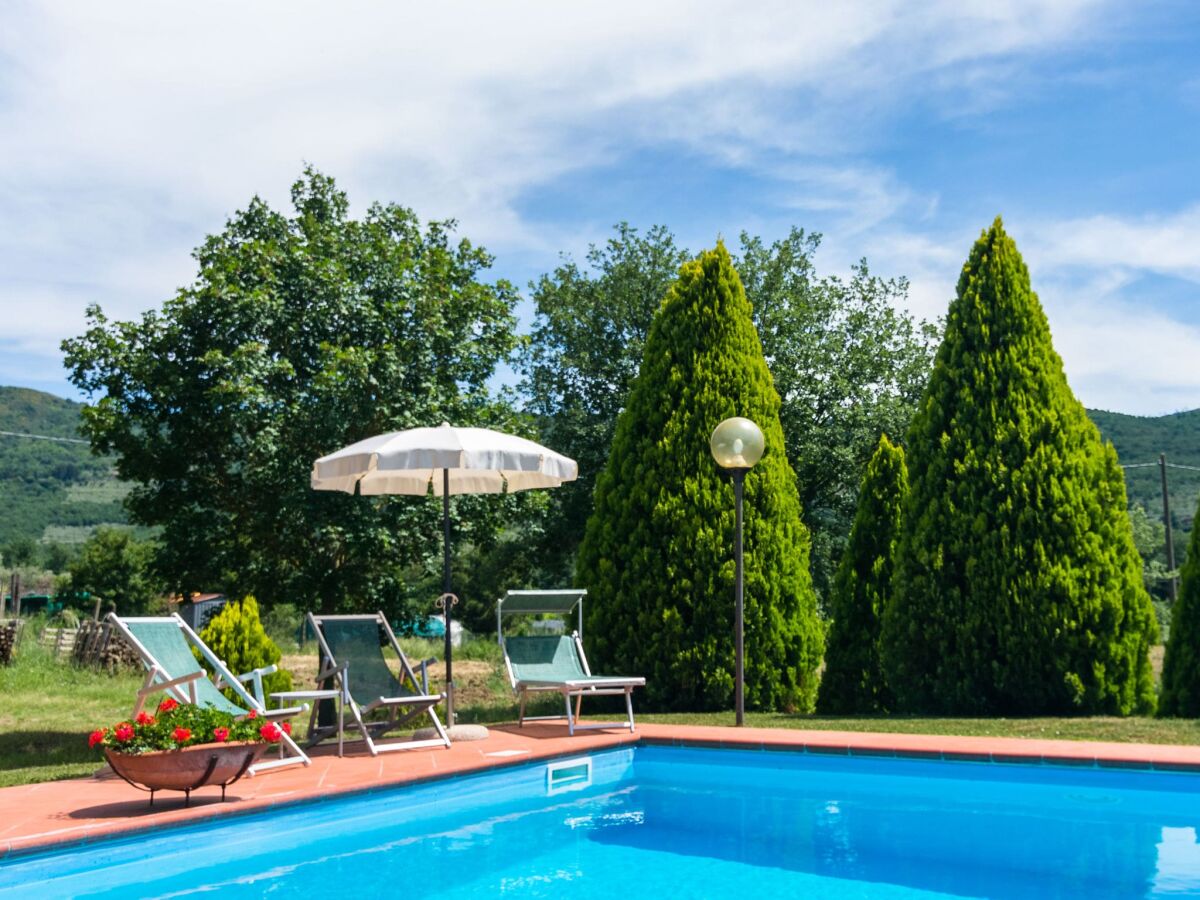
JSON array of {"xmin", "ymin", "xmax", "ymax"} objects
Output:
[{"xmin": 0, "ymin": 430, "xmax": 89, "ymax": 445}]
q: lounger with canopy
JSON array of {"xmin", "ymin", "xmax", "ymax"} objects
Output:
[
  {"xmin": 306, "ymin": 612, "xmax": 450, "ymax": 755},
  {"xmin": 497, "ymin": 589, "xmax": 645, "ymax": 736},
  {"xmin": 108, "ymin": 613, "xmax": 310, "ymax": 773}
]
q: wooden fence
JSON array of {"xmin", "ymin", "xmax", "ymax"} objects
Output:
[
  {"xmin": 2, "ymin": 617, "xmax": 140, "ymax": 670},
  {"xmin": 40, "ymin": 625, "xmax": 77, "ymax": 658}
]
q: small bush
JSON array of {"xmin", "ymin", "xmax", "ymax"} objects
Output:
[
  {"xmin": 198, "ymin": 595, "xmax": 292, "ymax": 701},
  {"xmin": 51, "ymin": 608, "xmax": 81, "ymax": 630}
]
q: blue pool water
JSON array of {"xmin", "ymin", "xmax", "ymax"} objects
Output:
[{"xmin": 4, "ymin": 745, "xmax": 1200, "ymax": 898}]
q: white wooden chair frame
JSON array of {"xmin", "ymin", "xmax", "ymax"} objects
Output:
[{"xmin": 108, "ymin": 613, "xmax": 311, "ymax": 774}]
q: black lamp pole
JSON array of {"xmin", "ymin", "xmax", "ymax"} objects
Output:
[
  {"xmin": 732, "ymin": 467, "xmax": 746, "ymax": 726},
  {"xmin": 442, "ymin": 468, "xmax": 454, "ymax": 725},
  {"xmin": 710, "ymin": 416, "xmax": 764, "ymax": 729}
]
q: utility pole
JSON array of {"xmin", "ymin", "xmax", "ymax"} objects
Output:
[{"xmin": 1161, "ymin": 453, "xmax": 1178, "ymax": 603}]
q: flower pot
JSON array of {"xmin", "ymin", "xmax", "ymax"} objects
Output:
[{"xmin": 104, "ymin": 741, "xmax": 268, "ymax": 805}]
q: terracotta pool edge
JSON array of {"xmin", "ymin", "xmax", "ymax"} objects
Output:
[
  {"xmin": 0, "ymin": 736, "xmax": 637, "ymax": 862},
  {"xmin": 7, "ymin": 725, "xmax": 1200, "ymax": 861}
]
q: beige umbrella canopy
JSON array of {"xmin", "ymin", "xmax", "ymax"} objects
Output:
[
  {"xmin": 312, "ymin": 423, "xmax": 578, "ymax": 496},
  {"xmin": 311, "ymin": 423, "xmax": 578, "ymax": 723}
]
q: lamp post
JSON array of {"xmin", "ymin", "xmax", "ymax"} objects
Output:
[{"xmin": 710, "ymin": 416, "xmax": 765, "ymax": 726}]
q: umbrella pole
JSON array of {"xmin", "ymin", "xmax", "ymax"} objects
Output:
[{"xmin": 442, "ymin": 468, "xmax": 454, "ymax": 727}]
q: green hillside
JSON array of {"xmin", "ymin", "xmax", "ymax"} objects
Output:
[
  {"xmin": 1, "ymin": 383, "xmax": 1196, "ymax": 571},
  {"xmin": 1089, "ymin": 408, "xmax": 1200, "ymax": 534},
  {"xmin": 0, "ymin": 386, "xmax": 127, "ymax": 552}
]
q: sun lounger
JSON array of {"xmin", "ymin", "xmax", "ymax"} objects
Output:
[{"xmin": 497, "ymin": 590, "xmax": 645, "ymax": 735}]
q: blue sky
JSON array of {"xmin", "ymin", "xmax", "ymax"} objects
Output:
[{"xmin": 1, "ymin": 1, "xmax": 1198, "ymax": 414}]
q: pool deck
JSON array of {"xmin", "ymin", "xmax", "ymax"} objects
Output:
[{"xmin": 4, "ymin": 721, "xmax": 1200, "ymax": 860}]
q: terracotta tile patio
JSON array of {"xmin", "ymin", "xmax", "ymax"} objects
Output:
[{"xmin": 4, "ymin": 721, "xmax": 1200, "ymax": 861}]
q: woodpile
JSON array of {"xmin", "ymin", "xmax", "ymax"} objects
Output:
[
  {"xmin": 0, "ymin": 620, "xmax": 22, "ymax": 665},
  {"xmin": 72, "ymin": 619, "xmax": 140, "ymax": 671}
]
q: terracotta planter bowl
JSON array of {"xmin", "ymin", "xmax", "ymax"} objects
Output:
[{"xmin": 105, "ymin": 741, "xmax": 267, "ymax": 803}]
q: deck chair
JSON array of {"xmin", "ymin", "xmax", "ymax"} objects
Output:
[
  {"xmin": 498, "ymin": 590, "xmax": 645, "ymax": 736},
  {"xmin": 108, "ymin": 613, "xmax": 310, "ymax": 774},
  {"xmin": 307, "ymin": 613, "xmax": 450, "ymax": 755}
]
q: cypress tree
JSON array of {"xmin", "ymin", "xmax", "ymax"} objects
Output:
[
  {"xmin": 881, "ymin": 218, "xmax": 1156, "ymax": 716},
  {"xmin": 577, "ymin": 243, "xmax": 823, "ymax": 712},
  {"xmin": 817, "ymin": 434, "xmax": 907, "ymax": 714},
  {"xmin": 1159, "ymin": 501, "xmax": 1200, "ymax": 716}
]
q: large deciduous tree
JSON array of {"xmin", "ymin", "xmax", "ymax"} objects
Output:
[
  {"xmin": 523, "ymin": 224, "xmax": 937, "ymax": 598},
  {"xmin": 67, "ymin": 527, "xmax": 162, "ymax": 614},
  {"xmin": 737, "ymin": 231, "xmax": 938, "ymax": 601},
  {"xmin": 1158, "ymin": 496, "xmax": 1200, "ymax": 716},
  {"xmin": 816, "ymin": 434, "xmax": 907, "ymax": 714},
  {"xmin": 881, "ymin": 218, "xmax": 1156, "ymax": 716},
  {"xmin": 63, "ymin": 169, "xmax": 521, "ymax": 619},
  {"xmin": 522, "ymin": 224, "xmax": 689, "ymax": 583},
  {"xmin": 577, "ymin": 243, "xmax": 823, "ymax": 712}
]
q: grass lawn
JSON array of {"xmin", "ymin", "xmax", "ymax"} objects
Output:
[
  {"xmin": 2, "ymin": 630, "xmax": 1198, "ymax": 789},
  {"xmin": 0, "ymin": 641, "xmax": 143, "ymax": 787}
]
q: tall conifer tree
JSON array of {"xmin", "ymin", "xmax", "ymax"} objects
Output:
[
  {"xmin": 1159, "ymin": 499, "xmax": 1200, "ymax": 716},
  {"xmin": 577, "ymin": 244, "xmax": 823, "ymax": 712},
  {"xmin": 817, "ymin": 435, "xmax": 907, "ymax": 714},
  {"xmin": 881, "ymin": 219, "xmax": 1156, "ymax": 715}
]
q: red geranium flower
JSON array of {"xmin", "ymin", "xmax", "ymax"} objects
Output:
[
  {"xmin": 212, "ymin": 726, "xmax": 230, "ymax": 743},
  {"xmin": 88, "ymin": 728, "xmax": 107, "ymax": 749},
  {"xmin": 114, "ymin": 723, "xmax": 135, "ymax": 742},
  {"xmin": 259, "ymin": 723, "xmax": 282, "ymax": 743},
  {"xmin": 135, "ymin": 711, "xmax": 156, "ymax": 726},
  {"xmin": 245, "ymin": 709, "xmax": 258, "ymax": 720},
  {"xmin": 281, "ymin": 721, "xmax": 291, "ymax": 735},
  {"xmin": 172, "ymin": 727, "xmax": 192, "ymax": 743},
  {"xmin": 157, "ymin": 697, "xmax": 179, "ymax": 714}
]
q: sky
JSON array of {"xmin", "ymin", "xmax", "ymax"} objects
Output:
[{"xmin": 0, "ymin": 1, "xmax": 1198, "ymax": 415}]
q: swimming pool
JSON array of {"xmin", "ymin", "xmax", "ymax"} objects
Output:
[{"xmin": 3, "ymin": 744, "xmax": 1200, "ymax": 898}]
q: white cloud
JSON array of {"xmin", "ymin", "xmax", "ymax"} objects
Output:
[
  {"xmin": 6, "ymin": 0, "xmax": 1182, "ymax": 417},
  {"xmin": 1028, "ymin": 207, "xmax": 1200, "ymax": 283},
  {"xmin": 1049, "ymin": 289, "xmax": 1200, "ymax": 416},
  {"xmin": 0, "ymin": 1, "xmax": 1114, "ymax": 238}
]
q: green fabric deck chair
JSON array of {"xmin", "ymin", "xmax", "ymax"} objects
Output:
[
  {"xmin": 307, "ymin": 612, "xmax": 450, "ymax": 755},
  {"xmin": 497, "ymin": 590, "xmax": 645, "ymax": 736},
  {"xmin": 108, "ymin": 613, "xmax": 310, "ymax": 773}
]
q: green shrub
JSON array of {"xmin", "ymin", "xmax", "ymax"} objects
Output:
[
  {"xmin": 1159, "ymin": 498, "xmax": 1200, "ymax": 716},
  {"xmin": 198, "ymin": 596, "xmax": 292, "ymax": 700},
  {"xmin": 577, "ymin": 243, "xmax": 823, "ymax": 712},
  {"xmin": 881, "ymin": 218, "xmax": 1156, "ymax": 716},
  {"xmin": 817, "ymin": 435, "xmax": 907, "ymax": 714},
  {"xmin": 51, "ymin": 608, "xmax": 81, "ymax": 630}
]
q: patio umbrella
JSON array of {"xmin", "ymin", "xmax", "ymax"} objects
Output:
[{"xmin": 311, "ymin": 423, "xmax": 578, "ymax": 725}]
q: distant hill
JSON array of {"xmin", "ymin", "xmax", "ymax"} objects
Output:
[
  {"xmin": 0, "ymin": 386, "xmax": 128, "ymax": 549},
  {"xmin": 1, "ymin": 384, "xmax": 1197, "ymax": 558},
  {"xmin": 1088, "ymin": 408, "xmax": 1200, "ymax": 535}
]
